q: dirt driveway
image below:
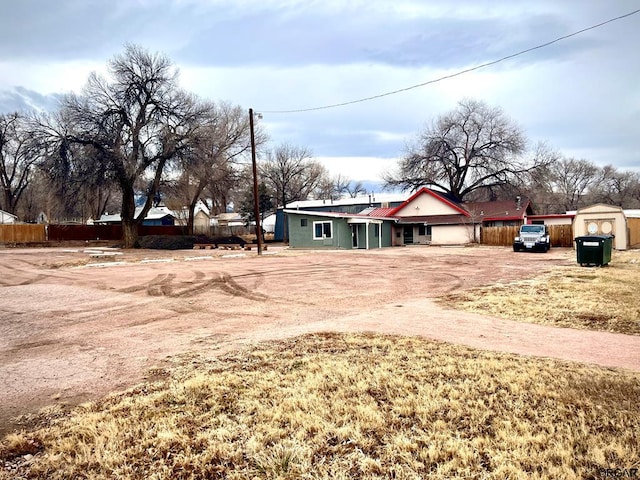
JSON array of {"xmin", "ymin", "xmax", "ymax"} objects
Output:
[{"xmin": 1, "ymin": 245, "xmax": 638, "ymax": 434}]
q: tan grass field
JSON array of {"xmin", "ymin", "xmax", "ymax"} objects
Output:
[
  {"xmin": 1, "ymin": 333, "xmax": 638, "ymax": 479},
  {"xmin": 439, "ymin": 250, "xmax": 640, "ymax": 335}
]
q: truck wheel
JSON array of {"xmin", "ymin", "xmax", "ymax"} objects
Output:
[{"xmin": 513, "ymin": 245, "xmax": 520, "ymax": 252}]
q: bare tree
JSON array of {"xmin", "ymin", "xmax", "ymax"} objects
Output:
[
  {"xmin": 314, "ymin": 173, "xmax": 352, "ymax": 200},
  {"xmin": 34, "ymin": 132, "xmax": 119, "ymax": 222},
  {"xmin": 590, "ymin": 165, "xmax": 640, "ymax": 208},
  {"xmin": 346, "ymin": 180, "xmax": 367, "ymax": 198},
  {"xmin": 385, "ymin": 99, "xmax": 544, "ymax": 201},
  {"xmin": 43, "ymin": 44, "xmax": 206, "ymax": 246},
  {"xmin": 0, "ymin": 112, "xmax": 44, "ymax": 216},
  {"xmin": 260, "ymin": 143, "xmax": 326, "ymax": 208},
  {"xmin": 548, "ymin": 157, "xmax": 598, "ymax": 211},
  {"xmin": 167, "ymin": 102, "xmax": 256, "ymax": 234}
]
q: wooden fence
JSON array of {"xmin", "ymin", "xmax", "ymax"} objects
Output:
[
  {"xmin": 481, "ymin": 224, "xmax": 574, "ymax": 248},
  {"xmin": 47, "ymin": 224, "xmax": 188, "ymax": 241},
  {"xmin": 548, "ymin": 225, "xmax": 574, "ymax": 248},
  {"xmin": 0, "ymin": 224, "xmax": 46, "ymax": 243},
  {"xmin": 481, "ymin": 226, "xmax": 519, "ymax": 247}
]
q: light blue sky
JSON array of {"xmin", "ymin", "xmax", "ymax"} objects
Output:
[{"xmin": 0, "ymin": 0, "xmax": 638, "ymax": 182}]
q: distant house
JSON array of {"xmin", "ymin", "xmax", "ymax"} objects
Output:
[
  {"xmin": 285, "ymin": 188, "xmax": 533, "ymax": 249},
  {"xmin": 214, "ymin": 212, "xmax": 245, "ymax": 228},
  {"xmin": 173, "ymin": 203, "xmax": 211, "ymax": 234},
  {"xmin": 96, "ymin": 206, "xmax": 176, "ymax": 226},
  {"xmin": 0, "ymin": 210, "xmax": 18, "ymax": 224},
  {"xmin": 262, "ymin": 213, "xmax": 277, "ymax": 234}
]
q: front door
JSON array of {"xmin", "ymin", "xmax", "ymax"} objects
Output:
[
  {"xmin": 403, "ymin": 226, "xmax": 413, "ymax": 245},
  {"xmin": 351, "ymin": 224, "xmax": 358, "ymax": 248}
]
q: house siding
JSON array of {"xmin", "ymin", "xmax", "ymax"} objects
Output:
[
  {"xmin": 394, "ymin": 193, "xmax": 461, "ymax": 217},
  {"xmin": 363, "ymin": 221, "xmax": 392, "ymax": 248},
  {"xmin": 432, "ymin": 225, "xmax": 473, "ymax": 245},
  {"xmin": 529, "ymin": 216, "xmax": 574, "ymax": 226},
  {"xmin": 287, "ymin": 212, "xmax": 391, "ymax": 249},
  {"xmin": 287, "ymin": 214, "xmax": 350, "ymax": 249}
]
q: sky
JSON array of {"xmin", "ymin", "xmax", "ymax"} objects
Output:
[{"xmin": 0, "ymin": 0, "xmax": 638, "ymax": 186}]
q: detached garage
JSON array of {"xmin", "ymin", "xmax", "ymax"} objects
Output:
[{"xmin": 573, "ymin": 204, "xmax": 628, "ymax": 250}]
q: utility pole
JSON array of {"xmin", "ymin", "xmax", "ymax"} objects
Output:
[{"xmin": 249, "ymin": 108, "xmax": 262, "ymax": 255}]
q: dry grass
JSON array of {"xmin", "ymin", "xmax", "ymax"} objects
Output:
[
  {"xmin": 2, "ymin": 333, "xmax": 639, "ymax": 479},
  {"xmin": 439, "ymin": 250, "xmax": 640, "ymax": 335}
]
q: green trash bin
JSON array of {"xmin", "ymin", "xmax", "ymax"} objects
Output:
[{"xmin": 575, "ymin": 235, "xmax": 613, "ymax": 266}]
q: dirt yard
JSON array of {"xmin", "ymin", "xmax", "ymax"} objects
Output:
[{"xmin": 1, "ymin": 244, "xmax": 638, "ymax": 435}]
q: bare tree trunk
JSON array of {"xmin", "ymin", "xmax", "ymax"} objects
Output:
[
  {"xmin": 120, "ymin": 189, "xmax": 138, "ymax": 248},
  {"xmin": 187, "ymin": 200, "xmax": 196, "ymax": 235},
  {"xmin": 122, "ymin": 218, "xmax": 139, "ymax": 248}
]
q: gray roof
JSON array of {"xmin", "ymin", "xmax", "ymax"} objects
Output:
[{"xmin": 97, "ymin": 207, "xmax": 175, "ymax": 223}]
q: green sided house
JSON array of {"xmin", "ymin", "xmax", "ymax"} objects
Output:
[
  {"xmin": 285, "ymin": 188, "xmax": 531, "ymax": 249},
  {"xmin": 284, "ymin": 210, "xmax": 394, "ymax": 249}
]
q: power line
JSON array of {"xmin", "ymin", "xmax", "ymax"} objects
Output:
[{"xmin": 260, "ymin": 8, "xmax": 640, "ymax": 114}]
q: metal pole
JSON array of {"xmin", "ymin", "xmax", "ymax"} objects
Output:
[{"xmin": 249, "ymin": 108, "xmax": 262, "ymax": 255}]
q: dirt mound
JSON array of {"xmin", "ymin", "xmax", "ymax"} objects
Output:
[{"xmin": 137, "ymin": 235, "xmax": 247, "ymax": 250}]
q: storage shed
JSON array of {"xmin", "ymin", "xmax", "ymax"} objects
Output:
[{"xmin": 572, "ymin": 204, "xmax": 628, "ymax": 250}]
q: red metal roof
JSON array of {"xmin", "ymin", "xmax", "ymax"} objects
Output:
[{"xmin": 367, "ymin": 207, "xmax": 396, "ymax": 217}]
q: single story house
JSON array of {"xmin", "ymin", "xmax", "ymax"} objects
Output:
[
  {"xmin": 97, "ymin": 206, "xmax": 176, "ymax": 226},
  {"xmin": 275, "ymin": 192, "xmax": 408, "ymax": 240},
  {"xmin": 0, "ymin": 209, "xmax": 17, "ymax": 224},
  {"xmin": 286, "ymin": 188, "xmax": 532, "ymax": 249},
  {"xmin": 284, "ymin": 210, "xmax": 393, "ymax": 249}
]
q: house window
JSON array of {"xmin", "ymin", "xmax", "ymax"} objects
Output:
[
  {"xmin": 418, "ymin": 225, "xmax": 432, "ymax": 236},
  {"xmin": 301, "ymin": 218, "xmax": 308, "ymax": 227},
  {"xmin": 313, "ymin": 221, "xmax": 333, "ymax": 240}
]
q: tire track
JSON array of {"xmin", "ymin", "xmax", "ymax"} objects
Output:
[{"xmin": 118, "ymin": 271, "xmax": 269, "ymax": 301}]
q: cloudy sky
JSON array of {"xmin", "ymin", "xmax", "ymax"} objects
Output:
[{"xmin": 0, "ymin": 0, "xmax": 638, "ymax": 184}]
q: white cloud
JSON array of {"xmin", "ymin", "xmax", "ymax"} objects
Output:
[
  {"xmin": 0, "ymin": 60, "xmax": 106, "ymax": 94},
  {"xmin": 0, "ymin": 0, "xmax": 638, "ymax": 182},
  {"xmin": 316, "ymin": 156, "xmax": 398, "ymax": 182}
]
